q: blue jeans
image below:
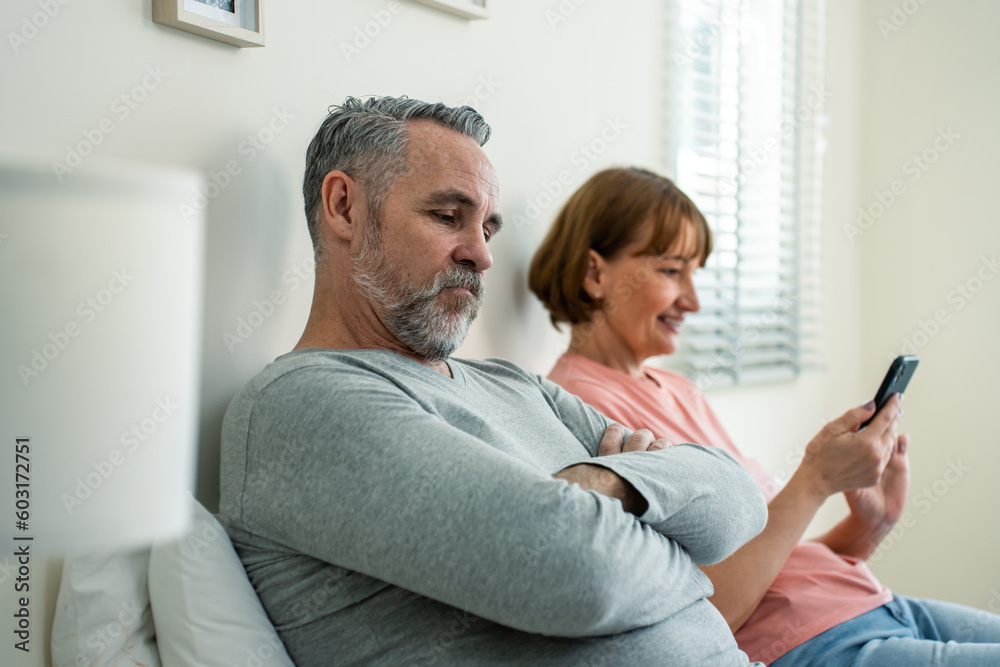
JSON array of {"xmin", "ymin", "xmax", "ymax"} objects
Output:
[{"xmin": 769, "ymin": 594, "xmax": 1000, "ymax": 666}]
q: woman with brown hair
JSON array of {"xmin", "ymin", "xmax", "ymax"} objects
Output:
[{"xmin": 529, "ymin": 166, "xmax": 1000, "ymax": 666}]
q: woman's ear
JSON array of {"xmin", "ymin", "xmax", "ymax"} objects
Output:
[{"xmin": 582, "ymin": 249, "xmax": 606, "ymax": 300}]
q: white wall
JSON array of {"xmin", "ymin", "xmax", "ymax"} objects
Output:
[
  {"xmin": 853, "ymin": 0, "xmax": 1000, "ymax": 608},
  {"xmin": 2, "ymin": 0, "xmax": 996, "ymax": 664}
]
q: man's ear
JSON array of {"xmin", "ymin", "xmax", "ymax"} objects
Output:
[
  {"xmin": 320, "ymin": 171, "xmax": 365, "ymax": 242},
  {"xmin": 582, "ymin": 249, "xmax": 607, "ymax": 299}
]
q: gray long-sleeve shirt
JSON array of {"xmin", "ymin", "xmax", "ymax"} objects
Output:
[{"xmin": 219, "ymin": 349, "xmax": 767, "ymax": 666}]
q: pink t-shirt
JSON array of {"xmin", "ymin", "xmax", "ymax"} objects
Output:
[{"xmin": 549, "ymin": 352, "xmax": 892, "ymax": 665}]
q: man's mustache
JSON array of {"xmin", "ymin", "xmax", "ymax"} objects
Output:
[{"xmin": 432, "ymin": 265, "xmax": 484, "ymax": 299}]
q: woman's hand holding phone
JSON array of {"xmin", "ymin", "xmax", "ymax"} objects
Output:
[{"xmin": 797, "ymin": 395, "xmax": 903, "ymax": 499}]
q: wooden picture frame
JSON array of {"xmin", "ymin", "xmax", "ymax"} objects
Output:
[
  {"xmin": 411, "ymin": 0, "xmax": 489, "ymax": 20},
  {"xmin": 153, "ymin": 0, "xmax": 264, "ymax": 48}
]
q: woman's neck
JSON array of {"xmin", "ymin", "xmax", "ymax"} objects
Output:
[{"xmin": 568, "ymin": 319, "xmax": 647, "ymax": 383}]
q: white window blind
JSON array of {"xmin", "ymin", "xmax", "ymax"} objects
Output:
[{"xmin": 660, "ymin": 0, "xmax": 826, "ymax": 388}]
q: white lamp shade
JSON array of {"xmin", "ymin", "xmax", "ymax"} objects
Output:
[{"xmin": 0, "ymin": 160, "xmax": 204, "ymax": 555}]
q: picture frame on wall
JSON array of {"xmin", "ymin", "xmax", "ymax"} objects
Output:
[
  {"xmin": 153, "ymin": 0, "xmax": 265, "ymax": 48},
  {"xmin": 410, "ymin": 0, "xmax": 489, "ymax": 20}
]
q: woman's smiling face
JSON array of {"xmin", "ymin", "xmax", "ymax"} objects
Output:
[{"xmin": 594, "ymin": 219, "xmax": 702, "ymax": 362}]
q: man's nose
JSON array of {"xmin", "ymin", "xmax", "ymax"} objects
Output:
[{"xmin": 453, "ymin": 227, "xmax": 493, "ymax": 272}]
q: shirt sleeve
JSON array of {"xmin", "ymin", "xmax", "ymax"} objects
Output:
[
  {"xmin": 536, "ymin": 374, "xmax": 767, "ymax": 565},
  {"xmin": 550, "ymin": 375, "xmax": 647, "ymax": 438},
  {"xmin": 585, "ymin": 446, "xmax": 767, "ymax": 565},
  {"xmin": 233, "ymin": 365, "xmax": 714, "ymax": 639},
  {"xmin": 531, "ymin": 373, "xmax": 630, "ymax": 455}
]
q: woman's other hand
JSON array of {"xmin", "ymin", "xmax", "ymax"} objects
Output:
[{"xmin": 844, "ymin": 433, "xmax": 910, "ymax": 530}]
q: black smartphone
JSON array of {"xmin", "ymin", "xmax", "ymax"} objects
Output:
[{"xmin": 859, "ymin": 355, "xmax": 919, "ymax": 430}]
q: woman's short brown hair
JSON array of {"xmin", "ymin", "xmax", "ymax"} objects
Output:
[{"xmin": 528, "ymin": 167, "xmax": 712, "ymax": 328}]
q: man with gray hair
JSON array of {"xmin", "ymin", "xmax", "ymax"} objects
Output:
[{"xmin": 219, "ymin": 96, "xmax": 767, "ymax": 666}]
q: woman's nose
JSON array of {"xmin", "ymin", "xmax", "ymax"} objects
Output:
[{"xmin": 680, "ymin": 276, "xmax": 700, "ymax": 312}]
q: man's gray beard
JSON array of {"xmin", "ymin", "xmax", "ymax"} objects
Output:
[{"xmin": 351, "ymin": 217, "xmax": 484, "ymax": 363}]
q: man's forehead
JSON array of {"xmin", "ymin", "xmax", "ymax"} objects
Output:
[{"xmin": 402, "ymin": 121, "xmax": 499, "ymax": 200}]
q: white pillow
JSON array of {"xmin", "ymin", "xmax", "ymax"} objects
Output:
[
  {"xmin": 50, "ymin": 547, "xmax": 161, "ymax": 667},
  {"xmin": 148, "ymin": 498, "xmax": 294, "ymax": 667}
]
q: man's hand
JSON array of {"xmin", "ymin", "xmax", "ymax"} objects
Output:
[
  {"xmin": 596, "ymin": 423, "xmax": 672, "ymax": 456},
  {"xmin": 553, "ymin": 424, "xmax": 670, "ymax": 515}
]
